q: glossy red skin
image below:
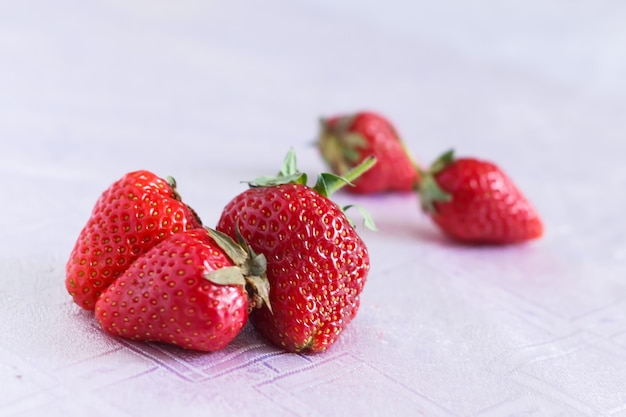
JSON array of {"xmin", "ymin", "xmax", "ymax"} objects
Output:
[
  {"xmin": 95, "ymin": 229, "xmax": 249, "ymax": 352},
  {"xmin": 216, "ymin": 184, "xmax": 370, "ymax": 353},
  {"xmin": 66, "ymin": 170, "xmax": 202, "ymax": 310},
  {"xmin": 432, "ymin": 159, "xmax": 543, "ymax": 244},
  {"xmin": 322, "ymin": 111, "xmax": 419, "ymax": 194}
]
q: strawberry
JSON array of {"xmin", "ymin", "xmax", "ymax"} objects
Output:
[
  {"xmin": 318, "ymin": 110, "xmax": 420, "ymax": 194},
  {"xmin": 419, "ymin": 150, "xmax": 544, "ymax": 244},
  {"xmin": 94, "ymin": 228, "xmax": 270, "ymax": 352},
  {"xmin": 66, "ymin": 170, "xmax": 203, "ymax": 310},
  {"xmin": 216, "ymin": 149, "xmax": 375, "ymax": 353}
]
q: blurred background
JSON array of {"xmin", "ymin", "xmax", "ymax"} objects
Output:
[
  {"xmin": 3, "ymin": 0, "xmax": 626, "ymax": 254},
  {"xmin": 3, "ymin": 0, "xmax": 626, "ymax": 272},
  {"xmin": 4, "ymin": 1, "xmax": 626, "ymax": 164}
]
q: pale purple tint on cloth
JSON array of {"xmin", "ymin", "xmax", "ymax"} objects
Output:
[{"xmin": 1, "ymin": 1, "xmax": 626, "ymax": 416}]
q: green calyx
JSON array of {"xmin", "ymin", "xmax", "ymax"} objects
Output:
[
  {"xmin": 204, "ymin": 227, "xmax": 272, "ymax": 313},
  {"xmin": 418, "ymin": 149, "xmax": 455, "ymax": 214},
  {"xmin": 247, "ymin": 149, "xmax": 308, "ymax": 188},
  {"xmin": 318, "ymin": 115, "xmax": 369, "ymax": 175},
  {"xmin": 247, "ymin": 148, "xmax": 377, "ymax": 231},
  {"xmin": 318, "ymin": 115, "xmax": 422, "ymax": 191}
]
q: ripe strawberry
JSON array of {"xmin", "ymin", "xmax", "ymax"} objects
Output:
[
  {"xmin": 318, "ymin": 110, "xmax": 420, "ymax": 194},
  {"xmin": 419, "ymin": 150, "xmax": 543, "ymax": 244},
  {"xmin": 216, "ymin": 149, "xmax": 375, "ymax": 353},
  {"xmin": 94, "ymin": 228, "xmax": 270, "ymax": 352},
  {"xmin": 66, "ymin": 170, "xmax": 203, "ymax": 310}
]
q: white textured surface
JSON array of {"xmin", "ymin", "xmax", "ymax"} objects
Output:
[{"xmin": 2, "ymin": 1, "xmax": 626, "ymax": 416}]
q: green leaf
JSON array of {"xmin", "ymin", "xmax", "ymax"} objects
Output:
[
  {"xmin": 332, "ymin": 114, "xmax": 356, "ymax": 134},
  {"xmin": 279, "ymin": 147, "xmax": 299, "ymax": 177},
  {"xmin": 429, "ymin": 149, "xmax": 455, "ymax": 175},
  {"xmin": 418, "ymin": 174, "xmax": 452, "ymax": 214},
  {"xmin": 205, "ymin": 227, "xmax": 248, "ymax": 266},
  {"xmin": 248, "ymin": 253, "xmax": 267, "ymax": 278},
  {"xmin": 342, "ymin": 132, "xmax": 368, "ymax": 149},
  {"xmin": 243, "ymin": 148, "xmax": 309, "ymax": 188},
  {"xmin": 204, "ymin": 266, "xmax": 247, "ymax": 287},
  {"xmin": 247, "ymin": 172, "xmax": 308, "ymax": 187},
  {"xmin": 416, "ymin": 149, "xmax": 456, "ymax": 212},
  {"xmin": 343, "ymin": 204, "xmax": 378, "ymax": 231},
  {"xmin": 312, "ymin": 156, "xmax": 377, "ymax": 197},
  {"xmin": 313, "ymin": 172, "xmax": 352, "ymax": 198},
  {"xmin": 233, "ymin": 222, "xmax": 251, "ymax": 253}
]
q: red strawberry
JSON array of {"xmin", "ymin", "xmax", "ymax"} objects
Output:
[
  {"xmin": 318, "ymin": 110, "xmax": 420, "ymax": 194},
  {"xmin": 66, "ymin": 170, "xmax": 203, "ymax": 310},
  {"xmin": 94, "ymin": 228, "xmax": 270, "ymax": 352},
  {"xmin": 419, "ymin": 150, "xmax": 543, "ymax": 244},
  {"xmin": 216, "ymin": 149, "xmax": 375, "ymax": 353}
]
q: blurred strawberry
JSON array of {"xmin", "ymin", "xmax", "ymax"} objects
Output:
[{"xmin": 318, "ymin": 111, "xmax": 420, "ymax": 193}]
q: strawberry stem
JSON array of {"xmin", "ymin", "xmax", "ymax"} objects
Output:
[
  {"xmin": 313, "ymin": 156, "xmax": 376, "ymax": 198},
  {"xmin": 206, "ymin": 228, "xmax": 248, "ymax": 265},
  {"xmin": 247, "ymin": 148, "xmax": 307, "ymax": 187},
  {"xmin": 343, "ymin": 155, "xmax": 377, "ymax": 184},
  {"xmin": 343, "ymin": 204, "xmax": 378, "ymax": 231},
  {"xmin": 417, "ymin": 149, "xmax": 455, "ymax": 213},
  {"xmin": 205, "ymin": 227, "xmax": 272, "ymax": 312},
  {"xmin": 243, "ymin": 148, "xmax": 378, "ymax": 231}
]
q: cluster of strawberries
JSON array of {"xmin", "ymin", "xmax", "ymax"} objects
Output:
[
  {"xmin": 65, "ymin": 110, "xmax": 543, "ymax": 354},
  {"xmin": 319, "ymin": 111, "xmax": 543, "ymax": 244},
  {"xmin": 66, "ymin": 150, "xmax": 372, "ymax": 353}
]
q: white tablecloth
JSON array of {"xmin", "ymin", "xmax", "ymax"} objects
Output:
[{"xmin": 2, "ymin": 1, "xmax": 626, "ymax": 416}]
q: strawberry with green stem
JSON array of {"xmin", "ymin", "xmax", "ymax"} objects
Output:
[
  {"xmin": 418, "ymin": 150, "xmax": 543, "ymax": 244},
  {"xmin": 318, "ymin": 111, "xmax": 420, "ymax": 194},
  {"xmin": 216, "ymin": 149, "xmax": 376, "ymax": 352},
  {"xmin": 95, "ymin": 227, "xmax": 271, "ymax": 352}
]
